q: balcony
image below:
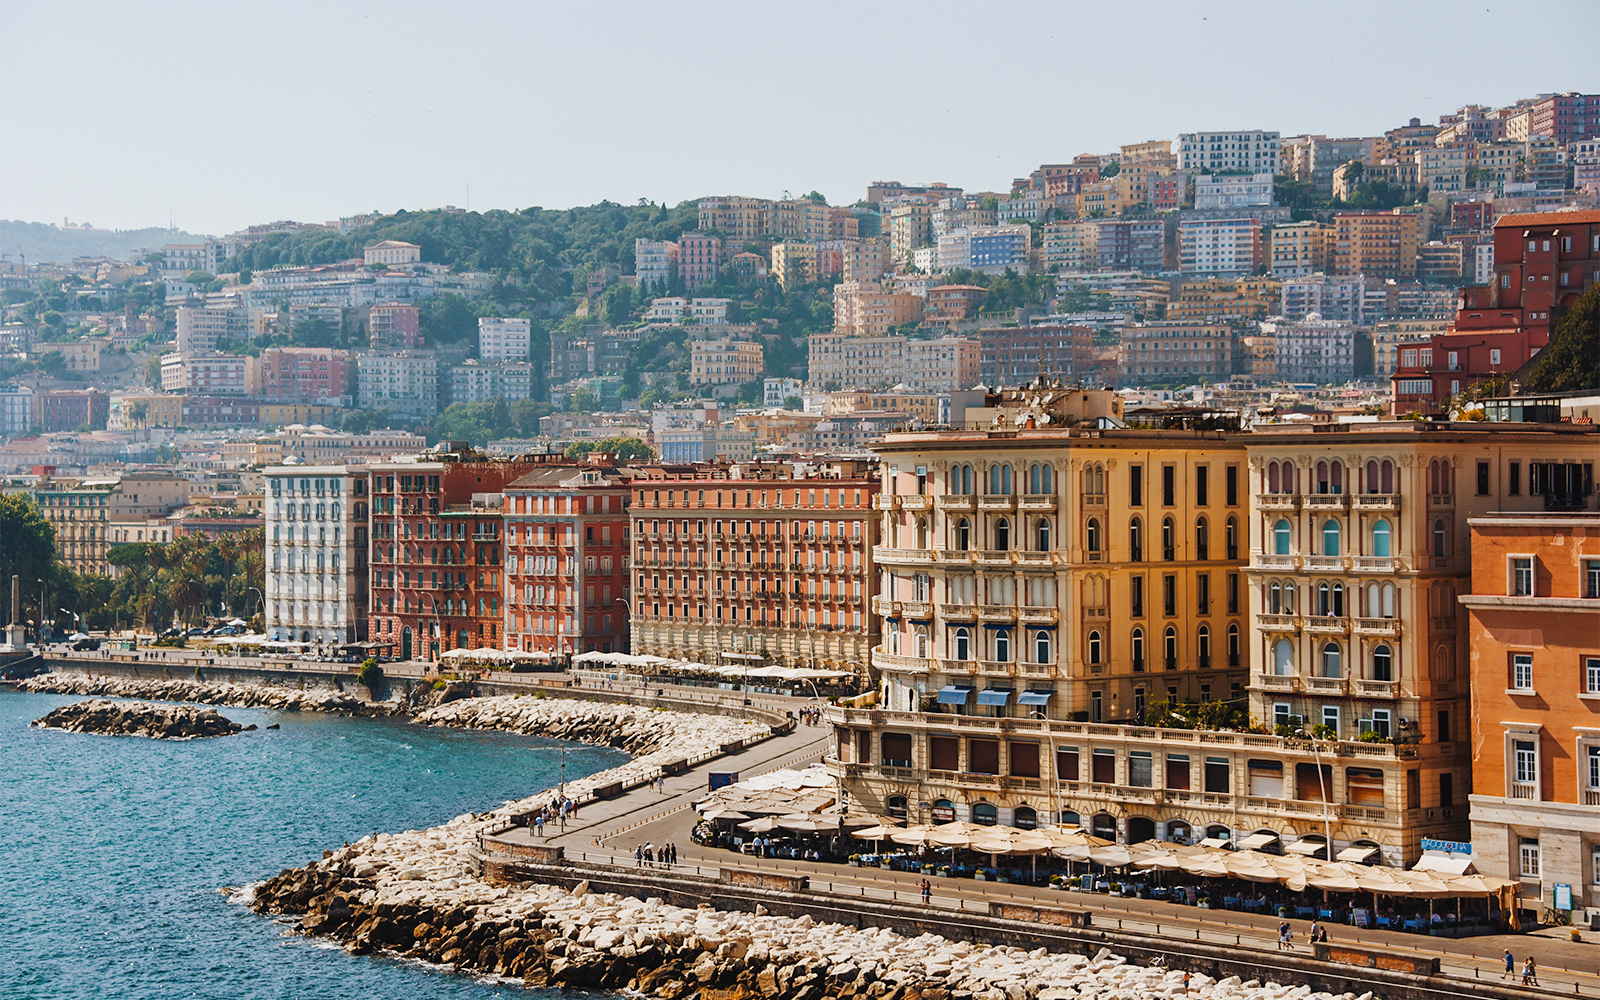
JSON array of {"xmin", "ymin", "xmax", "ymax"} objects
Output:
[
  {"xmin": 1019, "ymin": 607, "xmax": 1060, "ymax": 624},
  {"xmin": 1257, "ymin": 672, "xmax": 1299, "ymax": 692},
  {"xmin": 1255, "ymin": 613, "xmax": 1299, "ymax": 632},
  {"xmin": 1353, "ymin": 678, "xmax": 1398, "ymax": 698},
  {"xmin": 1353, "ymin": 617, "xmax": 1399, "ymax": 637},
  {"xmin": 977, "ymin": 660, "xmax": 1017, "ymax": 677},
  {"xmin": 872, "ymin": 596, "xmax": 899, "ymax": 617},
  {"xmin": 1081, "ymin": 606, "xmax": 1109, "ymax": 620},
  {"xmin": 976, "ymin": 550, "xmax": 1013, "ymax": 567},
  {"xmin": 943, "ymin": 603, "xmax": 979, "ymax": 621},
  {"xmin": 1303, "ymin": 555, "xmax": 1348, "ymax": 572},
  {"xmin": 874, "ymin": 495, "xmax": 901, "ymax": 511},
  {"xmin": 1019, "ymin": 495, "xmax": 1057, "ymax": 512},
  {"xmin": 1302, "ymin": 615, "xmax": 1349, "ymax": 635},
  {"xmin": 901, "ymin": 600, "xmax": 932, "ymax": 620},
  {"xmin": 1016, "ymin": 551, "xmax": 1055, "ymax": 566},
  {"xmin": 937, "ymin": 495, "xmax": 975, "ymax": 512},
  {"xmin": 1426, "ymin": 493, "xmax": 1454, "ymax": 510},
  {"xmin": 977, "ymin": 496, "xmax": 1016, "ymax": 512},
  {"xmin": 900, "ymin": 495, "xmax": 931, "ymax": 512},
  {"xmin": 1352, "ymin": 556, "xmax": 1395, "ymax": 573},
  {"xmin": 871, "ymin": 650, "xmax": 933, "ymax": 675},
  {"xmin": 1080, "ymin": 492, "xmax": 1107, "ymax": 508},
  {"xmin": 1304, "ymin": 675, "xmax": 1347, "ymax": 695},
  {"xmin": 1430, "ymin": 616, "xmax": 1457, "ymax": 633},
  {"xmin": 1304, "ymin": 493, "xmax": 1349, "ymax": 510},
  {"xmin": 1252, "ymin": 554, "xmax": 1299, "ymax": 571},
  {"xmin": 1353, "ymin": 494, "xmax": 1399, "ymax": 511},
  {"xmin": 1509, "ymin": 782, "xmax": 1537, "ymax": 800},
  {"xmin": 1258, "ymin": 494, "xmax": 1300, "ymax": 511},
  {"xmin": 874, "ymin": 546, "xmax": 931, "ymax": 566},
  {"xmin": 979, "ymin": 605, "xmax": 1018, "ymax": 622}
]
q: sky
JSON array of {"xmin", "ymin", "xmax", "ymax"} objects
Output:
[{"xmin": 2, "ymin": 0, "xmax": 1598, "ymax": 236}]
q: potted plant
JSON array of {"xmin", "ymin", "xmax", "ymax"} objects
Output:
[
  {"xmin": 1049, "ymin": 874, "xmax": 1067, "ymax": 888},
  {"xmin": 1198, "ymin": 895, "xmax": 1211, "ymax": 909},
  {"xmin": 848, "ymin": 853, "xmax": 862, "ymax": 867}
]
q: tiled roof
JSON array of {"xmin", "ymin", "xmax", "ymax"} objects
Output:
[{"xmin": 1496, "ymin": 210, "xmax": 1600, "ymax": 228}]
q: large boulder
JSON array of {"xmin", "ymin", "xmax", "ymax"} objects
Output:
[{"xmin": 32, "ymin": 699, "xmax": 243, "ymax": 739}]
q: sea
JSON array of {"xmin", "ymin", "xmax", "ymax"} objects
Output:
[{"xmin": 2, "ymin": 689, "xmax": 627, "ymax": 1000}]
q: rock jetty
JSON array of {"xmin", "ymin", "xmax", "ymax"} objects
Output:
[
  {"xmin": 18, "ymin": 674, "xmax": 385, "ymax": 714},
  {"xmin": 414, "ymin": 694, "xmax": 769, "ymax": 756},
  {"xmin": 34, "ymin": 698, "xmax": 245, "ymax": 740}
]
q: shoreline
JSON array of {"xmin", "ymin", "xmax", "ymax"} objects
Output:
[{"xmin": 12, "ymin": 672, "xmax": 393, "ymax": 715}]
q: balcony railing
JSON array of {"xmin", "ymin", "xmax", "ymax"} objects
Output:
[
  {"xmin": 979, "ymin": 605, "xmax": 1018, "ymax": 622},
  {"xmin": 1019, "ymin": 495, "xmax": 1057, "ymax": 511},
  {"xmin": 1303, "ymin": 615, "xmax": 1349, "ymax": 635},
  {"xmin": 1258, "ymin": 494, "xmax": 1299, "ymax": 511},
  {"xmin": 1509, "ymin": 782, "xmax": 1537, "ymax": 800},
  {"xmin": 1256, "ymin": 613, "xmax": 1299, "ymax": 632},
  {"xmin": 1353, "ymin": 617, "xmax": 1399, "ymax": 636},
  {"xmin": 1303, "ymin": 555, "xmax": 1348, "ymax": 572},
  {"xmin": 1353, "ymin": 556, "xmax": 1395, "ymax": 573},
  {"xmin": 977, "ymin": 496, "xmax": 1016, "ymax": 511},
  {"xmin": 1252, "ymin": 554, "xmax": 1299, "ymax": 570},
  {"xmin": 1258, "ymin": 672, "xmax": 1299, "ymax": 692},
  {"xmin": 1080, "ymin": 492, "xmax": 1107, "ymax": 507},
  {"xmin": 937, "ymin": 495, "xmax": 976, "ymax": 512},
  {"xmin": 1020, "ymin": 607, "xmax": 1060, "ymax": 624},
  {"xmin": 1304, "ymin": 675, "xmax": 1347, "ymax": 694},
  {"xmin": 1304, "ymin": 494, "xmax": 1349, "ymax": 509},
  {"xmin": 900, "ymin": 495, "xmax": 931, "ymax": 512},
  {"xmin": 1353, "ymin": 494, "xmax": 1399, "ymax": 511},
  {"xmin": 1353, "ymin": 679, "xmax": 1398, "ymax": 698}
]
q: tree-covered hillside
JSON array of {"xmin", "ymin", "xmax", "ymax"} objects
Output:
[
  {"xmin": 225, "ymin": 202, "xmax": 700, "ymax": 307},
  {"xmin": 1524, "ymin": 283, "xmax": 1600, "ymax": 393}
]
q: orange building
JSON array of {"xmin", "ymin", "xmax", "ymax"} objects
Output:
[{"xmin": 1464, "ymin": 512, "xmax": 1600, "ymax": 921}]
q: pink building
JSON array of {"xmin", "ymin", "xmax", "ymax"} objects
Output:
[
  {"xmin": 677, "ymin": 232, "xmax": 723, "ymax": 290},
  {"xmin": 259, "ymin": 347, "xmax": 351, "ymax": 404},
  {"xmin": 369, "ymin": 303, "xmax": 421, "ymax": 349}
]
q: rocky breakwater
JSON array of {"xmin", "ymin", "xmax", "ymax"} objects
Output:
[
  {"xmin": 34, "ymin": 698, "xmax": 246, "ymax": 739},
  {"xmin": 17, "ymin": 674, "xmax": 387, "ymax": 715},
  {"xmin": 413, "ymin": 693, "xmax": 770, "ymax": 758},
  {"xmin": 255, "ymin": 861, "xmax": 1374, "ymax": 1000}
]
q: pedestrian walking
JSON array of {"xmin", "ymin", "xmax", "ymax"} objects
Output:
[
  {"xmin": 1522, "ymin": 957, "xmax": 1538, "ymax": 986},
  {"xmin": 1502, "ymin": 949, "xmax": 1514, "ymax": 979},
  {"xmin": 534, "ymin": 814, "xmax": 544, "ymax": 837},
  {"xmin": 635, "ymin": 844, "xmax": 644, "ymax": 867},
  {"xmin": 1277, "ymin": 921, "xmax": 1293, "ymax": 950},
  {"xmin": 920, "ymin": 878, "xmax": 931, "ymax": 905},
  {"xmin": 1309, "ymin": 920, "xmax": 1320, "ymax": 945}
]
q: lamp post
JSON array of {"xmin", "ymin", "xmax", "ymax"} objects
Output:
[{"xmin": 1298, "ymin": 726, "xmax": 1334, "ymax": 859}]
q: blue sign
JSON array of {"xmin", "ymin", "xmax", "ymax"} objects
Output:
[
  {"xmin": 1421, "ymin": 838, "xmax": 1472, "ymax": 854},
  {"xmin": 1555, "ymin": 884, "xmax": 1573, "ymax": 911}
]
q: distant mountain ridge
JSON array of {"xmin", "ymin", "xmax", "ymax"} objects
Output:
[{"xmin": 0, "ymin": 220, "xmax": 210, "ymax": 265}]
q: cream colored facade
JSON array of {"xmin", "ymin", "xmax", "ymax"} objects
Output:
[
  {"xmin": 689, "ymin": 340, "xmax": 763, "ymax": 386},
  {"xmin": 698, "ymin": 196, "xmax": 771, "ymax": 242},
  {"xmin": 889, "ymin": 204, "xmax": 933, "ymax": 268},
  {"xmin": 832, "ymin": 281, "xmax": 924, "ymax": 338},
  {"xmin": 1042, "ymin": 221, "xmax": 1098, "ymax": 272},
  {"xmin": 1243, "ymin": 421, "xmax": 1599, "ymax": 864},
  {"xmin": 1369, "ymin": 320, "xmax": 1448, "ymax": 379},
  {"xmin": 1269, "ymin": 222, "xmax": 1333, "ymax": 277},
  {"xmin": 770, "ymin": 242, "xmax": 817, "ymax": 291}
]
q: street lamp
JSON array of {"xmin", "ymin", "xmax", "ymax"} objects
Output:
[{"xmin": 1297, "ymin": 726, "xmax": 1334, "ymax": 859}]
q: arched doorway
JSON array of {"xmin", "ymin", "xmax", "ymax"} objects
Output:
[
  {"xmin": 886, "ymin": 795, "xmax": 908, "ymax": 821},
  {"xmin": 1165, "ymin": 819, "xmax": 1193, "ymax": 845},
  {"xmin": 1204, "ymin": 824, "xmax": 1232, "ymax": 846},
  {"xmin": 1127, "ymin": 816, "xmax": 1156, "ymax": 844},
  {"xmin": 931, "ymin": 798, "xmax": 956, "ymax": 824},
  {"xmin": 458, "ymin": 629, "xmax": 470, "ymax": 649},
  {"xmin": 1059, "ymin": 809, "xmax": 1081, "ymax": 827},
  {"xmin": 401, "ymin": 627, "xmax": 413, "ymax": 661},
  {"xmin": 1091, "ymin": 812, "xmax": 1117, "ymax": 842},
  {"xmin": 972, "ymin": 801, "xmax": 999, "ymax": 826},
  {"xmin": 1013, "ymin": 805, "xmax": 1038, "ymax": 829}
]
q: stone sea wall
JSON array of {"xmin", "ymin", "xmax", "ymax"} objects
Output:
[
  {"xmin": 414, "ymin": 694, "xmax": 770, "ymax": 757},
  {"xmin": 33, "ymin": 698, "xmax": 245, "ymax": 739},
  {"xmin": 16, "ymin": 673, "xmax": 385, "ymax": 714}
]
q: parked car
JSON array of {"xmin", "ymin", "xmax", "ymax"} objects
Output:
[{"xmin": 70, "ymin": 635, "xmax": 100, "ymax": 651}]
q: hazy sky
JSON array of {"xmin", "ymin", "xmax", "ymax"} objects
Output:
[{"xmin": 3, "ymin": 0, "xmax": 1597, "ymax": 236}]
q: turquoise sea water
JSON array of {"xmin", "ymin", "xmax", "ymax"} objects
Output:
[{"xmin": 2, "ymin": 690, "xmax": 626, "ymax": 1000}]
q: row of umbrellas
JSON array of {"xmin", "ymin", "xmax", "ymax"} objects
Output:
[
  {"xmin": 573, "ymin": 650, "xmax": 849, "ymax": 681},
  {"xmin": 439, "ymin": 647, "xmax": 558, "ymax": 662}
]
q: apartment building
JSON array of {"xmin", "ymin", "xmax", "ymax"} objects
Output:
[
  {"xmin": 264, "ymin": 466, "xmax": 370, "ymax": 646},
  {"xmin": 829, "ymin": 389, "xmax": 1258, "ymax": 846},
  {"xmin": 37, "ymin": 472, "xmax": 189, "ymax": 575},
  {"xmin": 1279, "ymin": 273, "xmax": 1366, "ymax": 323},
  {"xmin": 1166, "ymin": 277, "xmax": 1278, "ymax": 324},
  {"xmin": 843, "ymin": 239, "xmax": 891, "ymax": 283},
  {"xmin": 832, "ymin": 281, "xmax": 924, "ymax": 337},
  {"xmin": 1149, "ymin": 172, "xmax": 1191, "ymax": 211},
  {"xmin": 1523, "ymin": 92, "xmax": 1600, "ymax": 146},
  {"xmin": 34, "ymin": 388, "xmax": 110, "ymax": 433},
  {"xmin": 925, "ymin": 285, "xmax": 987, "ymax": 326},
  {"xmin": 888, "ymin": 203, "xmax": 933, "ymax": 267},
  {"xmin": 1261, "ymin": 316, "xmax": 1356, "ymax": 384},
  {"xmin": 904, "ymin": 338, "xmax": 980, "ymax": 393},
  {"xmin": 1370, "ymin": 320, "xmax": 1449, "ymax": 379},
  {"xmin": 364, "ymin": 240, "xmax": 422, "ymax": 266},
  {"xmin": 980, "ymin": 324, "xmax": 1092, "ymax": 385},
  {"xmin": 690, "ymin": 340, "xmax": 763, "ymax": 386},
  {"xmin": 938, "ymin": 225, "xmax": 1031, "ymax": 275},
  {"xmin": 1120, "ymin": 322, "xmax": 1234, "ymax": 384},
  {"xmin": 1244, "ymin": 420, "xmax": 1599, "ymax": 863},
  {"xmin": 1194, "ymin": 173, "xmax": 1275, "ymax": 210},
  {"xmin": 1178, "ymin": 218, "xmax": 1264, "ymax": 275},
  {"xmin": 677, "ymin": 232, "xmax": 723, "ymax": 290},
  {"xmin": 368, "ymin": 302, "xmax": 422, "ymax": 350},
  {"xmin": 365, "ymin": 450, "xmax": 542, "ymax": 661},
  {"xmin": 0, "ymin": 384, "xmax": 34, "ymax": 436},
  {"xmin": 698, "ymin": 196, "xmax": 771, "ymax": 243},
  {"xmin": 356, "ymin": 351, "xmax": 440, "ymax": 418},
  {"xmin": 1464, "ymin": 511, "xmax": 1600, "ymax": 917},
  {"xmin": 477, "ymin": 317, "xmax": 532, "ymax": 362},
  {"xmin": 257, "ymin": 347, "xmax": 350, "ymax": 403},
  {"xmin": 160, "ymin": 353, "xmax": 250, "ymax": 396},
  {"xmin": 1416, "ymin": 144, "xmax": 1473, "ymax": 193},
  {"xmin": 175, "ymin": 305, "xmax": 266, "ymax": 354},
  {"xmin": 503, "ymin": 461, "xmax": 633, "ymax": 654},
  {"xmin": 771, "ymin": 243, "xmax": 817, "ymax": 291},
  {"xmin": 448, "ymin": 360, "xmax": 534, "ymax": 405},
  {"xmin": 1270, "ymin": 222, "xmax": 1334, "ymax": 277},
  {"xmin": 628, "ymin": 462, "xmax": 880, "ymax": 674},
  {"xmin": 635, "ymin": 238, "xmax": 678, "ymax": 292},
  {"xmin": 1176, "ymin": 130, "xmax": 1282, "ymax": 173},
  {"xmin": 1333, "ymin": 212, "xmax": 1422, "ymax": 279}
]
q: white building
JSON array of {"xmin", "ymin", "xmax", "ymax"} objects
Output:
[
  {"xmin": 1193, "ymin": 172, "xmax": 1276, "ymax": 209},
  {"xmin": 0, "ymin": 384, "xmax": 34, "ymax": 436},
  {"xmin": 1474, "ymin": 243, "xmax": 1495, "ymax": 286},
  {"xmin": 1263, "ymin": 315, "xmax": 1356, "ymax": 384},
  {"xmin": 477, "ymin": 317, "xmax": 531, "ymax": 362},
  {"xmin": 936, "ymin": 224, "xmax": 1031, "ymax": 275},
  {"xmin": 160, "ymin": 352, "xmax": 251, "ymax": 395},
  {"xmin": 635, "ymin": 238, "xmax": 677, "ymax": 292},
  {"xmin": 449, "ymin": 360, "xmax": 535, "ymax": 405},
  {"xmin": 1176, "ymin": 130, "xmax": 1282, "ymax": 173},
  {"xmin": 264, "ymin": 465, "xmax": 370, "ymax": 646},
  {"xmin": 363, "ymin": 240, "xmax": 421, "ymax": 266},
  {"xmin": 1279, "ymin": 273, "xmax": 1367, "ymax": 323},
  {"xmin": 356, "ymin": 351, "xmax": 440, "ymax": 418},
  {"xmin": 176, "ymin": 305, "xmax": 265, "ymax": 354},
  {"xmin": 764, "ymin": 377, "xmax": 804, "ymax": 407}
]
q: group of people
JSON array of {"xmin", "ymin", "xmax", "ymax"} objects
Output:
[
  {"xmin": 1276, "ymin": 920, "xmax": 1331, "ymax": 950},
  {"xmin": 1505, "ymin": 950, "xmax": 1539, "ymax": 985},
  {"xmin": 530, "ymin": 795, "xmax": 579, "ymax": 836},
  {"xmin": 798, "ymin": 704, "xmax": 824, "ymax": 727},
  {"xmin": 636, "ymin": 842, "xmax": 677, "ymax": 867}
]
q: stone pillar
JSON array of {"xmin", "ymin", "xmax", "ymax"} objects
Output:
[{"xmin": 5, "ymin": 575, "xmax": 25, "ymax": 650}]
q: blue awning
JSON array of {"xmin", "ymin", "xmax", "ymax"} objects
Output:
[
  {"xmin": 981, "ymin": 623, "xmax": 1012, "ymax": 631},
  {"xmin": 936, "ymin": 684, "xmax": 976, "ymax": 705},
  {"xmin": 1017, "ymin": 689, "xmax": 1055, "ymax": 706},
  {"xmin": 1027, "ymin": 623, "xmax": 1058, "ymax": 631},
  {"xmin": 977, "ymin": 687, "xmax": 1014, "ymax": 706}
]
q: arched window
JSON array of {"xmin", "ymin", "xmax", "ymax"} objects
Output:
[
  {"xmin": 1013, "ymin": 805, "xmax": 1038, "ymax": 829},
  {"xmin": 1269, "ymin": 581, "xmax": 1283, "ymax": 613},
  {"xmin": 954, "ymin": 627, "xmax": 970, "ymax": 661},
  {"xmin": 1316, "ymin": 460, "xmax": 1329, "ymax": 493},
  {"xmin": 1273, "ymin": 639, "xmax": 1293, "ymax": 675},
  {"xmin": 1195, "ymin": 517, "xmax": 1209, "ymax": 561},
  {"xmin": 1086, "ymin": 517, "xmax": 1101, "ymax": 553},
  {"xmin": 1365, "ymin": 459, "xmax": 1379, "ymax": 494},
  {"xmin": 932, "ymin": 798, "xmax": 955, "ymax": 825},
  {"xmin": 1036, "ymin": 518, "xmax": 1052, "ymax": 551},
  {"xmin": 1129, "ymin": 518, "xmax": 1143, "ymax": 561},
  {"xmin": 972, "ymin": 802, "xmax": 999, "ymax": 826},
  {"xmin": 1321, "ymin": 642, "xmax": 1342, "ymax": 678},
  {"xmin": 1432, "ymin": 519, "xmax": 1448, "ymax": 558},
  {"xmin": 1317, "ymin": 582, "xmax": 1331, "ymax": 616},
  {"xmin": 916, "ymin": 627, "xmax": 928, "ymax": 659},
  {"xmin": 1035, "ymin": 630, "xmax": 1052, "ymax": 663},
  {"xmin": 1372, "ymin": 519, "xmax": 1391, "ymax": 557},
  {"xmin": 995, "ymin": 517, "xmax": 1011, "ymax": 550},
  {"xmin": 1164, "ymin": 626, "xmax": 1178, "ymax": 670},
  {"xmin": 1197, "ymin": 625, "xmax": 1211, "ymax": 666},
  {"xmin": 890, "ymin": 628, "xmax": 901, "ymax": 655},
  {"xmin": 886, "ymin": 795, "xmax": 909, "ymax": 821},
  {"xmin": 955, "ymin": 517, "xmax": 971, "ymax": 551},
  {"xmin": 1371, "ymin": 644, "xmax": 1392, "ymax": 681},
  {"xmin": 994, "ymin": 630, "xmax": 1011, "ymax": 662},
  {"xmin": 1083, "ymin": 463, "xmax": 1104, "ymax": 496},
  {"xmin": 1030, "ymin": 463, "xmax": 1054, "ymax": 495},
  {"xmin": 953, "ymin": 464, "xmax": 973, "ymax": 495},
  {"xmin": 916, "ymin": 517, "xmax": 928, "ymax": 549},
  {"xmin": 1380, "ymin": 460, "xmax": 1394, "ymax": 494},
  {"xmin": 1227, "ymin": 622, "xmax": 1240, "ymax": 666},
  {"xmin": 1162, "ymin": 517, "xmax": 1176, "ymax": 560},
  {"xmin": 1267, "ymin": 462, "xmax": 1281, "ymax": 494},
  {"xmin": 1273, "ymin": 518, "xmax": 1292, "ymax": 555},
  {"xmin": 1322, "ymin": 519, "xmax": 1341, "ymax": 556},
  {"xmin": 1087, "ymin": 630, "xmax": 1102, "ymax": 664},
  {"xmin": 1331, "ymin": 583, "xmax": 1344, "ymax": 617},
  {"xmin": 1131, "ymin": 628, "xmax": 1145, "ymax": 669},
  {"xmin": 1316, "ymin": 461, "xmax": 1343, "ymax": 494},
  {"xmin": 1225, "ymin": 516, "xmax": 1238, "ymax": 559},
  {"xmin": 1431, "ymin": 644, "xmax": 1455, "ymax": 683},
  {"xmin": 1380, "ymin": 583, "xmax": 1395, "ymax": 618}
]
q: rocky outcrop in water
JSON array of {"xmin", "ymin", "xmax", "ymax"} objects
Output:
[
  {"xmin": 34, "ymin": 698, "xmax": 245, "ymax": 739},
  {"xmin": 415, "ymin": 694, "xmax": 769, "ymax": 756},
  {"xmin": 17, "ymin": 674, "xmax": 393, "ymax": 715}
]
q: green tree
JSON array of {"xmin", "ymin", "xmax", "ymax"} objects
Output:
[
  {"xmin": 568, "ymin": 386, "xmax": 600, "ymax": 412},
  {"xmin": 38, "ymin": 352, "xmax": 66, "ymax": 376},
  {"xmin": 0, "ymin": 493, "xmax": 58, "ymax": 595},
  {"xmin": 565, "ymin": 436, "xmax": 653, "ymax": 461},
  {"xmin": 420, "ymin": 293, "xmax": 483, "ymax": 345},
  {"xmin": 185, "ymin": 271, "xmax": 215, "ymax": 285},
  {"xmin": 1525, "ymin": 283, "xmax": 1600, "ymax": 393}
]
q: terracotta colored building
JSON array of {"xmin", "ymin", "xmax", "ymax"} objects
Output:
[
  {"xmin": 979, "ymin": 323, "xmax": 1092, "ymax": 385},
  {"xmin": 628, "ymin": 461, "xmax": 880, "ymax": 675},
  {"xmin": 366, "ymin": 448, "xmax": 542, "ymax": 661},
  {"xmin": 1464, "ymin": 512, "xmax": 1600, "ymax": 920},
  {"xmin": 503, "ymin": 460, "xmax": 634, "ymax": 655}
]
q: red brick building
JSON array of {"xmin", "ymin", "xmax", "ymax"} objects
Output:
[
  {"xmin": 925, "ymin": 285, "xmax": 987, "ymax": 327},
  {"xmin": 1392, "ymin": 209, "xmax": 1600, "ymax": 414},
  {"xmin": 366, "ymin": 448, "xmax": 543, "ymax": 661},
  {"xmin": 979, "ymin": 323, "xmax": 1093, "ymax": 386},
  {"xmin": 369, "ymin": 302, "xmax": 422, "ymax": 349},
  {"xmin": 33, "ymin": 389, "xmax": 109, "ymax": 432},
  {"xmin": 1525, "ymin": 92, "xmax": 1600, "ymax": 146},
  {"xmin": 258, "ymin": 347, "xmax": 350, "ymax": 403},
  {"xmin": 503, "ymin": 459, "xmax": 635, "ymax": 655}
]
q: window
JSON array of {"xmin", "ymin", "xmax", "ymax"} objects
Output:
[
  {"xmin": 1587, "ymin": 657, "xmax": 1600, "ymax": 694},
  {"xmin": 1512, "ymin": 653, "xmax": 1533, "ymax": 692},
  {"xmin": 1432, "ymin": 520, "xmax": 1448, "ymax": 559},
  {"xmin": 1273, "ymin": 519, "xmax": 1292, "ymax": 555},
  {"xmin": 1164, "ymin": 626, "xmax": 1178, "ymax": 670},
  {"xmin": 994, "ymin": 518, "xmax": 1010, "ymax": 550},
  {"xmin": 1321, "ymin": 520, "xmax": 1341, "ymax": 556},
  {"xmin": 1129, "ymin": 464, "xmax": 1143, "ymax": 506},
  {"xmin": 1322, "ymin": 706, "xmax": 1340, "ymax": 736},
  {"xmin": 1036, "ymin": 519, "xmax": 1052, "ymax": 551},
  {"xmin": 1371, "ymin": 644, "xmax": 1392, "ymax": 682},
  {"xmin": 1129, "ymin": 518, "xmax": 1143, "ymax": 561},
  {"xmin": 1035, "ymin": 631, "xmax": 1052, "ymax": 664},
  {"xmin": 1273, "ymin": 639, "xmax": 1292, "ymax": 676},
  {"xmin": 954, "ymin": 627, "xmax": 970, "ymax": 661},
  {"xmin": 1589, "ymin": 745, "xmax": 1600, "ymax": 792},
  {"xmin": 1519, "ymin": 839, "xmax": 1540, "ymax": 878},
  {"xmin": 1225, "ymin": 465, "xmax": 1238, "ymax": 506},
  {"xmin": 1162, "ymin": 465, "xmax": 1175, "ymax": 506},
  {"xmin": 1131, "ymin": 628, "xmax": 1145, "ymax": 670},
  {"xmin": 1129, "ymin": 751, "xmax": 1153, "ymax": 788},
  {"xmin": 994, "ymin": 630, "xmax": 1011, "ymax": 662},
  {"xmin": 1511, "ymin": 557, "xmax": 1534, "ymax": 596},
  {"xmin": 1372, "ymin": 520, "xmax": 1391, "ymax": 558},
  {"xmin": 1476, "ymin": 461, "xmax": 1490, "ymax": 496},
  {"xmin": 1162, "ymin": 517, "xmax": 1175, "ymax": 560},
  {"xmin": 1273, "ymin": 702, "xmax": 1292, "ymax": 727},
  {"xmin": 1195, "ymin": 518, "xmax": 1209, "ymax": 560},
  {"xmin": 955, "ymin": 518, "xmax": 970, "ymax": 550},
  {"xmin": 1087, "ymin": 630, "xmax": 1102, "ymax": 664},
  {"xmin": 1085, "ymin": 518, "xmax": 1100, "ymax": 553},
  {"xmin": 1585, "ymin": 560, "xmax": 1599, "ymax": 599},
  {"xmin": 1196, "ymin": 465, "xmax": 1209, "ymax": 506},
  {"xmin": 1321, "ymin": 642, "xmax": 1342, "ymax": 678}
]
